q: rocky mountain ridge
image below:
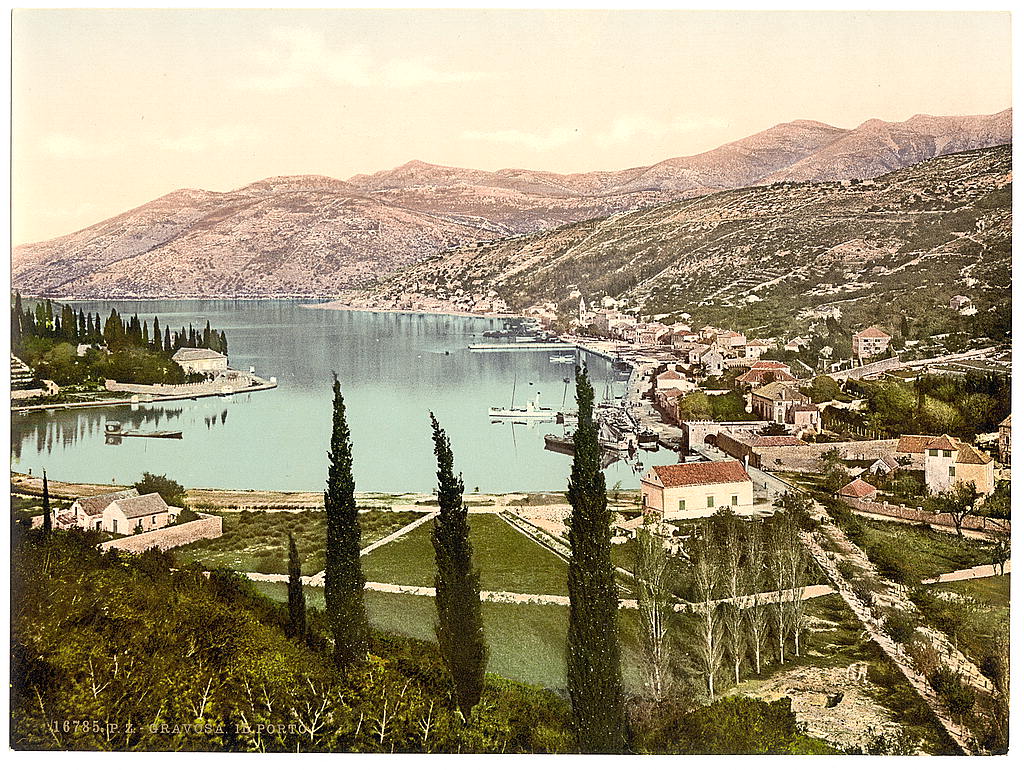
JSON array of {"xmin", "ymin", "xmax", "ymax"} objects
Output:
[{"xmin": 12, "ymin": 108, "xmax": 1010, "ymax": 298}]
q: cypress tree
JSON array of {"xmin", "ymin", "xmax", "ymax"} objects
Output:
[
  {"xmin": 41, "ymin": 470, "xmax": 52, "ymax": 537},
  {"xmin": 287, "ymin": 532, "xmax": 307, "ymax": 641},
  {"xmin": 323, "ymin": 375, "xmax": 368, "ymax": 667},
  {"xmin": 429, "ymin": 413, "xmax": 487, "ymax": 715},
  {"xmin": 203, "ymin": 320, "xmax": 212, "ymax": 349},
  {"xmin": 219, "ymin": 330, "xmax": 228, "ymax": 356},
  {"xmin": 12, "ymin": 292, "xmax": 23, "ymax": 349},
  {"xmin": 565, "ymin": 367, "xmax": 627, "ymax": 752},
  {"xmin": 153, "ymin": 317, "xmax": 162, "ymax": 352},
  {"xmin": 164, "ymin": 327, "xmax": 173, "ymax": 352}
]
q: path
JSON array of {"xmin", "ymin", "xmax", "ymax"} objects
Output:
[
  {"xmin": 804, "ymin": 517, "xmax": 984, "ymax": 755},
  {"xmin": 922, "ymin": 560, "xmax": 1010, "ymax": 585}
]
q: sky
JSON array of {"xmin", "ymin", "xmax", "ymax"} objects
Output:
[{"xmin": 11, "ymin": 9, "xmax": 1012, "ymax": 245}]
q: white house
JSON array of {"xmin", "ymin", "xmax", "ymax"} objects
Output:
[
  {"xmin": 172, "ymin": 347, "xmax": 229, "ymax": 375},
  {"xmin": 923, "ymin": 435, "xmax": 995, "ymax": 496},
  {"xmin": 51, "ymin": 488, "xmax": 181, "ymax": 534},
  {"xmin": 641, "ymin": 460, "xmax": 754, "ymax": 521},
  {"xmin": 852, "ymin": 326, "xmax": 891, "ymax": 359}
]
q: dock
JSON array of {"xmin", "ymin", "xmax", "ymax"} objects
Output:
[{"xmin": 468, "ymin": 342, "xmax": 576, "ymax": 351}]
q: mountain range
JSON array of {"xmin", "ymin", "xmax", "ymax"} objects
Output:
[
  {"xmin": 11, "ymin": 108, "xmax": 1011, "ymax": 298},
  {"xmin": 367, "ymin": 143, "xmax": 1011, "ymax": 341}
]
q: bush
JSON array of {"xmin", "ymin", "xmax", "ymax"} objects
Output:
[
  {"xmin": 643, "ymin": 696, "xmax": 838, "ymax": 754},
  {"xmin": 881, "ymin": 611, "xmax": 917, "ymax": 645}
]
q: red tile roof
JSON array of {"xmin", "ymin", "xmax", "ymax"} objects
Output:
[
  {"xmin": 896, "ymin": 435, "xmax": 938, "ymax": 453},
  {"xmin": 649, "ymin": 460, "xmax": 750, "ymax": 488},
  {"xmin": 75, "ymin": 488, "xmax": 140, "ymax": 517},
  {"xmin": 854, "ymin": 326, "xmax": 891, "ymax": 339},
  {"xmin": 956, "ymin": 445, "xmax": 992, "ymax": 466},
  {"xmin": 749, "ymin": 361, "xmax": 791, "ymax": 370},
  {"xmin": 925, "ymin": 435, "xmax": 960, "ymax": 451},
  {"xmin": 657, "ymin": 370, "xmax": 686, "ymax": 379},
  {"xmin": 838, "ymin": 479, "xmax": 877, "ymax": 498},
  {"xmin": 114, "ymin": 493, "xmax": 170, "ymax": 519}
]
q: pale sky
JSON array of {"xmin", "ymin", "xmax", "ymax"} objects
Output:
[{"xmin": 11, "ymin": 9, "xmax": 1011, "ymax": 245}]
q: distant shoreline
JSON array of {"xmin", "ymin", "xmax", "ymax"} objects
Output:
[{"xmin": 303, "ymin": 299, "xmax": 522, "ymax": 320}]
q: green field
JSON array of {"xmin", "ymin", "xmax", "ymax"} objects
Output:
[
  {"xmin": 852, "ymin": 518, "xmax": 995, "ymax": 582},
  {"xmin": 363, "ymin": 512, "xmax": 570, "ymax": 595},
  {"xmin": 172, "ymin": 506, "xmax": 423, "ymax": 575}
]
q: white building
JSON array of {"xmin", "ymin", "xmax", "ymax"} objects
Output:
[
  {"xmin": 172, "ymin": 347, "xmax": 229, "ymax": 375},
  {"xmin": 41, "ymin": 488, "xmax": 181, "ymax": 534},
  {"xmin": 641, "ymin": 460, "xmax": 754, "ymax": 521}
]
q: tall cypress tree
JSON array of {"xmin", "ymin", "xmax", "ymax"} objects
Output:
[
  {"xmin": 164, "ymin": 327, "xmax": 173, "ymax": 352},
  {"xmin": 429, "ymin": 413, "xmax": 487, "ymax": 715},
  {"xmin": 219, "ymin": 330, "xmax": 228, "ymax": 356},
  {"xmin": 287, "ymin": 532, "xmax": 307, "ymax": 641},
  {"xmin": 153, "ymin": 317, "xmax": 162, "ymax": 352},
  {"xmin": 41, "ymin": 470, "xmax": 52, "ymax": 537},
  {"xmin": 323, "ymin": 375, "xmax": 368, "ymax": 667},
  {"xmin": 565, "ymin": 367, "xmax": 627, "ymax": 752}
]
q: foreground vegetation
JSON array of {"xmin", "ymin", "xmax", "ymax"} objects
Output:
[{"xmin": 11, "ymin": 526, "xmax": 839, "ymax": 753}]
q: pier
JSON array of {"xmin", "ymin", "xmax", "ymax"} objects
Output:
[{"xmin": 468, "ymin": 342, "xmax": 576, "ymax": 351}]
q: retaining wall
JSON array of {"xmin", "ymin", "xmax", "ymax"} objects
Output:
[
  {"xmin": 99, "ymin": 513, "xmax": 223, "ymax": 553},
  {"xmin": 755, "ymin": 439, "xmax": 904, "ymax": 472}
]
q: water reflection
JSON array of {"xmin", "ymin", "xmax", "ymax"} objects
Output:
[{"xmin": 11, "ymin": 301, "xmax": 673, "ymax": 492}]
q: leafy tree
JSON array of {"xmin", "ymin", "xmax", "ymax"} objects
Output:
[
  {"xmin": 677, "ymin": 391, "xmax": 713, "ymax": 421},
  {"xmin": 287, "ymin": 532, "xmax": 307, "ymax": 641},
  {"xmin": 429, "ymin": 413, "xmax": 487, "ymax": 715},
  {"xmin": 565, "ymin": 367, "xmax": 627, "ymax": 752},
  {"xmin": 136, "ymin": 472, "xmax": 187, "ymax": 508},
  {"xmin": 744, "ymin": 520, "xmax": 769, "ymax": 674},
  {"xmin": 323, "ymin": 375, "xmax": 368, "ymax": 668},
  {"xmin": 41, "ymin": 470, "xmax": 52, "ymax": 537},
  {"xmin": 937, "ymin": 481, "xmax": 982, "ymax": 537},
  {"xmin": 819, "ymin": 449, "xmax": 851, "ymax": 493},
  {"xmin": 804, "ymin": 375, "xmax": 842, "ymax": 404}
]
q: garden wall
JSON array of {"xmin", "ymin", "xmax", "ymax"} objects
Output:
[
  {"xmin": 847, "ymin": 498, "xmax": 1010, "ymax": 536},
  {"xmin": 99, "ymin": 513, "xmax": 223, "ymax": 554}
]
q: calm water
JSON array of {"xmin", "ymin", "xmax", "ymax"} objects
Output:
[{"xmin": 11, "ymin": 301, "xmax": 677, "ymax": 493}]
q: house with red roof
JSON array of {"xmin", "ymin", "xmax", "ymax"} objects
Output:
[
  {"xmin": 640, "ymin": 460, "xmax": 754, "ymax": 521},
  {"xmin": 735, "ymin": 360, "xmax": 797, "ymax": 387},
  {"xmin": 838, "ymin": 478, "xmax": 878, "ymax": 502},
  {"xmin": 922, "ymin": 435, "xmax": 995, "ymax": 495},
  {"xmin": 852, "ymin": 326, "xmax": 891, "ymax": 359}
]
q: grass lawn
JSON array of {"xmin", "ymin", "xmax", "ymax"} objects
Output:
[
  {"xmin": 172, "ymin": 506, "xmax": 423, "ymax": 575},
  {"xmin": 252, "ymin": 581, "xmax": 644, "ymax": 692},
  {"xmin": 852, "ymin": 518, "xmax": 994, "ymax": 583},
  {"xmin": 363, "ymin": 512, "xmax": 570, "ymax": 595}
]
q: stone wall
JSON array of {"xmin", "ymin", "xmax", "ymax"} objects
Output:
[
  {"xmin": 680, "ymin": 420, "xmax": 769, "ymax": 453},
  {"xmin": 754, "ymin": 439, "xmax": 904, "ymax": 472},
  {"xmin": 830, "ymin": 356, "xmax": 902, "ymax": 382},
  {"xmin": 848, "ymin": 498, "xmax": 1010, "ymax": 536},
  {"xmin": 98, "ymin": 513, "xmax": 223, "ymax": 554}
]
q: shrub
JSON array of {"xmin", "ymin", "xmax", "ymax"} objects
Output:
[{"xmin": 881, "ymin": 611, "xmax": 917, "ymax": 645}]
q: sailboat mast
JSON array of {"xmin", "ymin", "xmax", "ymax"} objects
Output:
[{"xmin": 510, "ymin": 372, "xmax": 517, "ymax": 409}]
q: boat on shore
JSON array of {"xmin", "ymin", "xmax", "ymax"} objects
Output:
[{"xmin": 104, "ymin": 420, "xmax": 183, "ymax": 439}]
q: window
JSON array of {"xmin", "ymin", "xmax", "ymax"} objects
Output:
[
  {"xmin": 707, "ymin": 496, "xmax": 715, "ymax": 508},
  {"xmin": 731, "ymin": 495, "xmax": 739, "ymax": 506},
  {"xmin": 153, "ymin": 516, "xmax": 157, "ymax": 524},
  {"xmin": 642, "ymin": 494, "xmax": 648, "ymax": 507},
  {"xmin": 942, "ymin": 450, "xmax": 952, "ymax": 458},
  {"xmin": 112, "ymin": 520, "xmax": 118, "ymax": 534},
  {"xmin": 949, "ymin": 466, "xmax": 956, "ymax": 477},
  {"xmin": 678, "ymin": 500, "xmax": 686, "ymax": 511},
  {"xmin": 928, "ymin": 449, "xmax": 938, "ymax": 457}
]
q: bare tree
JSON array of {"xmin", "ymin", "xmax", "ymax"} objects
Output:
[
  {"xmin": 633, "ymin": 526, "xmax": 675, "ymax": 701},
  {"xmin": 712, "ymin": 507, "xmax": 745, "ymax": 686},
  {"xmin": 744, "ymin": 519, "xmax": 769, "ymax": 675},
  {"xmin": 765, "ymin": 514, "xmax": 790, "ymax": 665},
  {"xmin": 690, "ymin": 526, "xmax": 723, "ymax": 699}
]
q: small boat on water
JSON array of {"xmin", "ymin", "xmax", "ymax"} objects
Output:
[
  {"xmin": 549, "ymin": 354, "xmax": 576, "ymax": 364},
  {"xmin": 489, "ymin": 376, "xmax": 557, "ymax": 421},
  {"xmin": 637, "ymin": 429, "xmax": 660, "ymax": 450},
  {"xmin": 104, "ymin": 420, "xmax": 183, "ymax": 439},
  {"xmin": 489, "ymin": 399, "xmax": 557, "ymax": 421}
]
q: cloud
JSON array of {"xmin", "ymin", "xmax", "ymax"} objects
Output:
[
  {"xmin": 461, "ymin": 127, "xmax": 580, "ymax": 152},
  {"xmin": 594, "ymin": 115, "xmax": 729, "ymax": 147},
  {"xmin": 233, "ymin": 28, "xmax": 487, "ymax": 91},
  {"xmin": 38, "ymin": 133, "xmax": 119, "ymax": 160},
  {"xmin": 154, "ymin": 125, "xmax": 267, "ymax": 154}
]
